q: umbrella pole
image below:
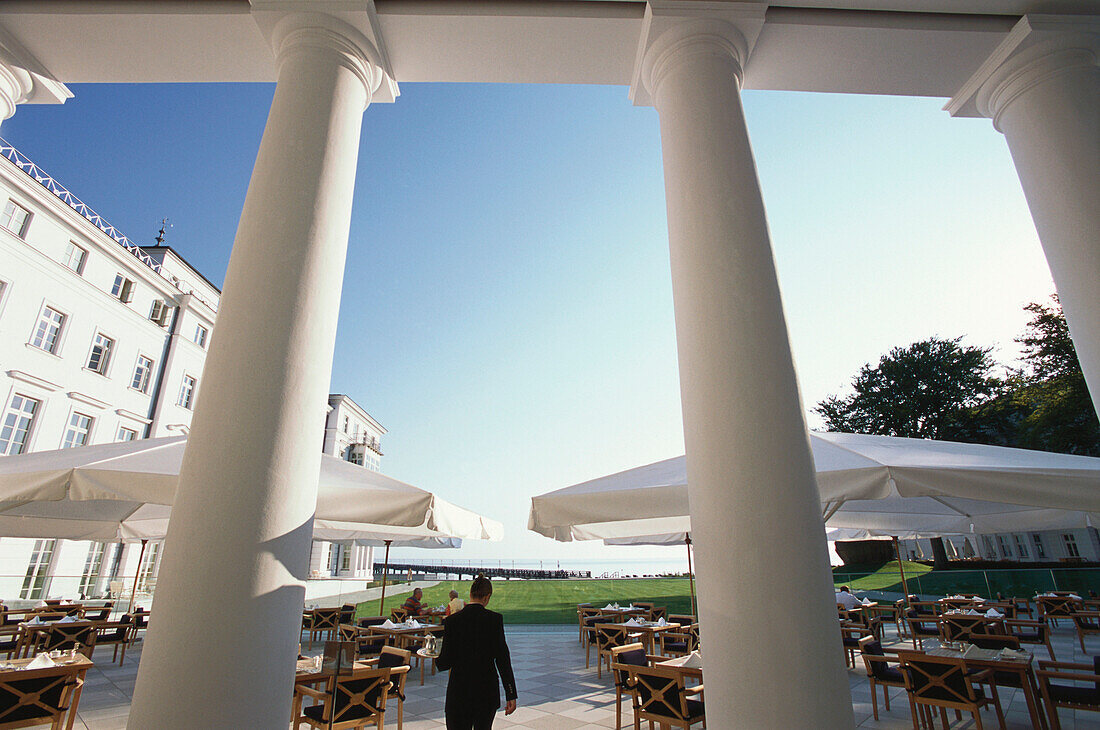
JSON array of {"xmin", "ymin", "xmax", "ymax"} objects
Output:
[
  {"xmin": 685, "ymin": 535, "xmax": 697, "ymax": 617},
  {"xmin": 893, "ymin": 536, "xmax": 911, "ymax": 605},
  {"xmin": 128, "ymin": 539, "xmax": 148, "ymax": 614},
  {"xmin": 377, "ymin": 540, "xmax": 392, "ymax": 617}
]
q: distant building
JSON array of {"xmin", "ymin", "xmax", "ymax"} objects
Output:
[
  {"xmin": 900, "ymin": 528, "xmax": 1100, "ymax": 564},
  {"xmin": 0, "ymin": 139, "xmax": 383, "ymax": 599}
]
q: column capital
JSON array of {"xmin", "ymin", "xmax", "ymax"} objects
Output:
[
  {"xmin": 946, "ymin": 14, "xmax": 1099, "ymax": 128},
  {"xmin": 0, "ymin": 23, "xmax": 72, "ymax": 123},
  {"xmin": 629, "ymin": 1, "xmax": 765, "ymax": 107},
  {"xmin": 251, "ymin": 2, "xmax": 399, "ymax": 104}
]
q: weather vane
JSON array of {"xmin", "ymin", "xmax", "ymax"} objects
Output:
[{"xmin": 155, "ymin": 217, "xmax": 171, "ymax": 245}]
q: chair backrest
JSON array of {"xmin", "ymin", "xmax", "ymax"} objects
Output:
[
  {"xmin": 42, "ymin": 600, "xmax": 63, "ymax": 607},
  {"xmin": 39, "ymin": 624, "xmax": 97, "ymax": 656},
  {"xmin": 909, "ymin": 601, "xmax": 940, "ymax": 617},
  {"xmin": 898, "ymin": 651, "xmax": 979, "ymax": 707},
  {"xmin": 338, "ymin": 624, "xmax": 359, "ymax": 643},
  {"xmin": 1039, "ymin": 596, "xmax": 1081, "ymax": 618},
  {"xmin": 358, "ymin": 616, "xmax": 387, "ymax": 628},
  {"xmin": 628, "ymin": 664, "xmax": 695, "ymax": 722},
  {"xmin": 339, "ymin": 604, "xmax": 356, "ymax": 624},
  {"xmin": 650, "ymin": 606, "xmax": 667, "ymax": 621},
  {"xmin": 378, "ymin": 646, "xmax": 411, "ymax": 669},
  {"xmin": 323, "ymin": 666, "xmax": 392, "ymax": 726},
  {"xmin": 0, "ymin": 664, "xmax": 83, "ymax": 727},
  {"xmin": 939, "ymin": 615, "xmax": 989, "ymax": 641},
  {"xmin": 84, "ymin": 603, "xmax": 112, "ymax": 621},
  {"xmin": 390, "ymin": 607, "xmax": 409, "ymax": 623},
  {"xmin": 609, "ymin": 642, "xmax": 647, "ymax": 689},
  {"xmin": 668, "ymin": 614, "xmax": 696, "ymax": 627},
  {"xmin": 857, "ymin": 636, "xmax": 891, "ymax": 680},
  {"xmin": 96, "ymin": 615, "xmax": 134, "ymax": 643},
  {"xmin": 595, "ymin": 624, "xmax": 633, "ymax": 652}
]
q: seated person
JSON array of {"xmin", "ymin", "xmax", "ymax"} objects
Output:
[
  {"xmin": 446, "ymin": 590, "xmax": 465, "ymax": 617},
  {"xmin": 835, "ymin": 585, "xmax": 862, "ymax": 611},
  {"xmin": 402, "ymin": 587, "xmax": 426, "ymax": 616}
]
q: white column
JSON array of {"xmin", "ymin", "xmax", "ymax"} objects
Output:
[
  {"xmin": 954, "ymin": 16, "xmax": 1099, "ymax": 414},
  {"xmin": 641, "ymin": 19, "xmax": 855, "ymax": 728},
  {"xmin": 127, "ymin": 13, "xmax": 380, "ymax": 729}
]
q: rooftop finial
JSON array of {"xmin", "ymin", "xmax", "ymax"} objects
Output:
[{"xmin": 155, "ymin": 218, "xmax": 170, "ymax": 246}]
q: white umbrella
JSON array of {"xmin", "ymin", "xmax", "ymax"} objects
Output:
[
  {"xmin": 604, "ymin": 532, "xmax": 697, "ymax": 616},
  {"xmin": 529, "ymin": 432, "xmax": 1100, "ymax": 540},
  {"xmin": 0, "ymin": 436, "xmax": 503, "ymax": 609}
]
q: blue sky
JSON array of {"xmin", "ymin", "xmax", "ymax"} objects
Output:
[{"xmin": 2, "ymin": 82, "xmax": 1055, "ymax": 566}]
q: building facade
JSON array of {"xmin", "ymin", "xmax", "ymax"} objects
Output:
[
  {"xmin": 0, "ymin": 140, "xmax": 381, "ymax": 599},
  {"xmin": 900, "ymin": 528, "xmax": 1100, "ymax": 564}
]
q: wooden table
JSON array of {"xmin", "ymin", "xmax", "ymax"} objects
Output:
[
  {"xmin": 0, "ymin": 654, "xmax": 92, "ymax": 730},
  {"xmin": 415, "ymin": 647, "xmax": 439, "ymax": 685},
  {"xmin": 926, "ymin": 646, "xmax": 1047, "ymax": 730},
  {"xmin": 607, "ymin": 621, "xmax": 681, "ymax": 654},
  {"xmin": 367, "ymin": 624, "xmax": 442, "ymax": 651}
]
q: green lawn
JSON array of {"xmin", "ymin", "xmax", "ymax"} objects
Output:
[
  {"xmin": 360, "ymin": 578, "xmax": 696, "ymax": 624},
  {"xmin": 833, "ymin": 561, "xmax": 932, "ymax": 592}
]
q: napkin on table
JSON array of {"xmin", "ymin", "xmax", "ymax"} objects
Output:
[
  {"xmin": 681, "ymin": 651, "xmax": 703, "ymax": 669},
  {"xmin": 965, "ymin": 609, "xmax": 981, "ymax": 615},
  {"xmin": 57, "ymin": 615, "xmax": 78, "ymax": 624},
  {"xmin": 380, "ymin": 619, "xmax": 396, "ymax": 628},
  {"xmin": 34, "ymin": 601, "xmax": 47, "ymax": 609},
  {"xmin": 657, "ymin": 617, "xmax": 667, "ymax": 626},
  {"xmin": 985, "ymin": 609, "xmax": 1004, "ymax": 618},
  {"xmin": 624, "ymin": 618, "xmax": 639, "ymax": 627},
  {"xmin": 25, "ymin": 654, "xmax": 55, "ymax": 669},
  {"xmin": 603, "ymin": 604, "xmax": 615, "ymax": 610}
]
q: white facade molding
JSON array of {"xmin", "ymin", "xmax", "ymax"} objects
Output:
[
  {"xmin": 946, "ymin": 14, "xmax": 1100, "ymax": 123},
  {"xmin": 6, "ymin": 370, "xmax": 61, "ymax": 392},
  {"xmin": 0, "ymin": 23, "xmax": 71, "ymax": 122},
  {"xmin": 67, "ymin": 391, "xmax": 110, "ymax": 410},
  {"xmin": 115, "ymin": 408, "xmax": 152, "ymax": 425},
  {"xmin": 251, "ymin": 1, "xmax": 397, "ymax": 103},
  {"xmin": 629, "ymin": 1, "xmax": 765, "ymax": 107}
]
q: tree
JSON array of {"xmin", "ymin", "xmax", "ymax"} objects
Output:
[
  {"xmin": 1009, "ymin": 296, "xmax": 1100, "ymax": 455},
  {"xmin": 815, "ymin": 337, "xmax": 1003, "ymax": 440}
]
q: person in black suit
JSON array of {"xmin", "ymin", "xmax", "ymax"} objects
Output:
[{"xmin": 435, "ymin": 575, "xmax": 518, "ymax": 729}]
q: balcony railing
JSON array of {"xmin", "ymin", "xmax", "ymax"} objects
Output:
[{"xmin": 0, "ymin": 137, "xmax": 218, "ymax": 313}]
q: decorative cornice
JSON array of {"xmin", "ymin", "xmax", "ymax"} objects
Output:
[
  {"xmin": 6, "ymin": 370, "xmax": 61, "ymax": 392},
  {"xmin": 946, "ymin": 14, "xmax": 1100, "ymax": 123},
  {"xmin": 629, "ymin": 1, "xmax": 765, "ymax": 108},
  {"xmin": 0, "ymin": 22, "xmax": 71, "ymax": 121},
  {"xmin": 116, "ymin": 408, "xmax": 153, "ymax": 425},
  {"xmin": 68, "ymin": 391, "xmax": 111, "ymax": 410}
]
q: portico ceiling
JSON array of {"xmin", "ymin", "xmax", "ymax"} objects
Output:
[{"xmin": 1, "ymin": 0, "xmax": 1096, "ymax": 100}]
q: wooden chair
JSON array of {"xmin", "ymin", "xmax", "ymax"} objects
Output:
[
  {"xmin": 292, "ymin": 666, "xmax": 393, "ymax": 730},
  {"xmin": 0, "ymin": 661, "xmax": 88, "ymax": 730},
  {"xmin": 33, "ymin": 624, "xmax": 97, "ymax": 659},
  {"xmin": 82, "ymin": 603, "xmax": 112, "ymax": 622},
  {"xmin": 660, "ymin": 624, "xmax": 698, "ymax": 658},
  {"xmin": 93, "ymin": 615, "xmax": 136, "ymax": 665},
  {"xmin": 303, "ymin": 608, "xmax": 340, "ymax": 649},
  {"xmin": 632, "ymin": 602, "xmax": 655, "ymax": 617},
  {"xmin": 337, "ymin": 624, "xmax": 386, "ymax": 662},
  {"xmin": 840, "ymin": 621, "xmax": 873, "ymax": 668},
  {"xmin": 389, "ymin": 607, "xmax": 409, "ymax": 623},
  {"xmin": 998, "ymin": 596, "xmax": 1033, "ymax": 619},
  {"xmin": 650, "ymin": 607, "xmax": 668, "ymax": 621},
  {"xmin": 364, "ymin": 647, "xmax": 411, "ymax": 730},
  {"xmin": 609, "ymin": 643, "xmax": 649, "ymax": 730},
  {"xmin": 905, "ymin": 611, "xmax": 941, "ymax": 651},
  {"xmin": 897, "ymin": 650, "xmax": 1005, "ymax": 730},
  {"xmin": 593, "ymin": 625, "xmax": 639, "ymax": 679},
  {"xmin": 583, "ymin": 615, "xmax": 603, "ymax": 669},
  {"xmin": 857, "ymin": 636, "xmax": 906, "ymax": 722},
  {"xmin": 1070, "ymin": 610, "xmax": 1100, "ymax": 652},
  {"xmin": 578, "ymin": 607, "xmax": 600, "ymax": 646},
  {"xmin": 339, "ymin": 604, "xmax": 357, "ymax": 626},
  {"xmin": 939, "ymin": 614, "xmax": 994, "ymax": 643},
  {"xmin": 1037, "ymin": 596, "xmax": 1082, "ymax": 627},
  {"xmin": 626, "ymin": 664, "xmax": 705, "ymax": 730},
  {"xmin": 1037, "ymin": 656, "xmax": 1100, "ymax": 730},
  {"xmin": 1006, "ymin": 617, "xmax": 1056, "ymax": 660}
]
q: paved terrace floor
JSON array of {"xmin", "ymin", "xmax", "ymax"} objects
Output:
[{"xmin": 64, "ymin": 620, "xmax": 1100, "ymax": 729}]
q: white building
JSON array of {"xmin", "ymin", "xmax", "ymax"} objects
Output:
[
  {"xmin": 0, "ymin": 139, "xmax": 382, "ymax": 600},
  {"xmin": 901, "ymin": 528, "xmax": 1100, "ymax": 564}
]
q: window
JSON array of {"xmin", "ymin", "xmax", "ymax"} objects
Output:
[
  {"xmin": 62, "ymin": 242, "xmax": 87, "ymax": 274},
  {"xmin": 131, "ymin": 355, "xmax": 154, "ymax": 393},
  {"xmin": 0, "ymin": 394, "xmax": 39, "ymax": 455},
  {"xmin": 177, "ymin": 375, "xmax": 196, "ymax": 409},
  {"xmin": 87, "ymin": 333, "xmax": 114, "ymax": 374},
  {"xmin": 342, "ymin": 415, "xmax": 349, "ymax": 433},
  {"xmin": 341, "ymin": 546, "xmax": 351, "ymax": 572},
  {"xmin": 137, "ymin": 542, "xmax": 160, "ymax": 592},
  {"xmin": 1063, "ymin": 533, "xmax": 1081, "ymax": 558},
  {"xmin": 1033, "ymin": 534, "xmax": 1047, "ymax": 559},
  {"xmin": 62, "ymin": 412, "xmax": 93, "ymax": 448},
  {"xmin": 982, "ymin": 536, "xmax": 996, "ymax": 558},
  {"xmin": 30, "ymin": 306, "xmax": 65, "ymax": 353},
  {"xmin": 110, "ymin": 274, "xmax": 134, "ymax": 303},
  {"xmin": 149, "ymin": 300, "xmax": 170, "ymax": 326},
  {"xmin": 1, "ymin": 199, "xmax": 31, "ymax": 238},
  {"xmin": 998, "ymin": 535, "xmax": 1012, "ymax": 558},
  {"xmin": 117, "ymin": 426, "xmax": 138, "ymax": 442},
  {"xmin": 194, "ymin": 324, "xmax": 208, "ymax": 348},
  {"xmin": 78, "ymin": 543, "xmax": 106, "ymax": 597},
  {"xmin": 1014, "ymin": 535, "xmax": 1028, "ymax": 559},
  {"xmin": 20, "ymin": 540, "xmax": 56, "ymax": 599}
]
